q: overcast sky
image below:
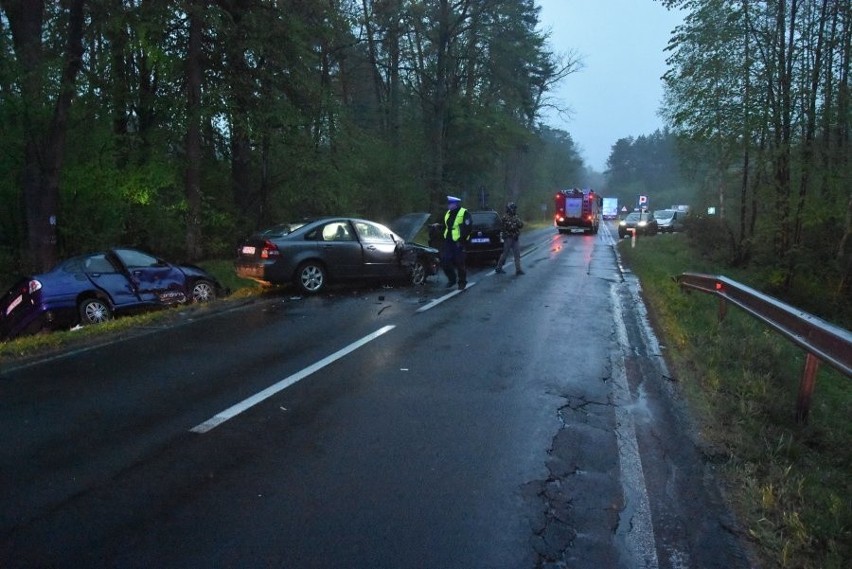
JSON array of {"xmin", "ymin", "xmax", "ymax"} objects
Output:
[{"xmin": 535, "ymin": 0, "xmax": 684, "ymax": 172}]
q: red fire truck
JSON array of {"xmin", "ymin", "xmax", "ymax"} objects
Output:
[{"xmin": 554, "ymin": 188, "xmax": 601, "ymax": 234}]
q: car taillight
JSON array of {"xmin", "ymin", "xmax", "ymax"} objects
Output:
[
  {"xmin": 27, "ymin": 280, "xmax": 42, "ymax": 294},
  {"xmin": 261, "ymin": 240, "xmax": 280, "ymax": 259}
]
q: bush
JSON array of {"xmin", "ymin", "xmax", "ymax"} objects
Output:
[{"xmin": 683, "ymin": 215, "xmax": 738, "ymax": 264}]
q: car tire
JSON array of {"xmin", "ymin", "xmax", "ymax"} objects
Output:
[
  {"xmin": 191, "ymin": 279, "xmax": 217, "ymax": 303},
  {"xmin": 410, "ymin": 259, "xmax": 427, "ymax": 286},
  {"xmin": 79, "ymin": 297, "xmax": 113, "ymax": 326},
  {"xmin": 296, "ymin": 261, "xmax": 326, "ymax": 294}
]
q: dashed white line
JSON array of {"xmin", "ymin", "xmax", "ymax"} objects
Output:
[
  {"xmin": 416, "ymin": 281, "xmax": 478, "ymax": 312},
  {"xmin": 190, "ymin": 324, "xmax": 396, "ymax": 433}
]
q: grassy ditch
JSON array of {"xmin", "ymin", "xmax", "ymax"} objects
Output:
[{"xmin": 618, "ymin": 234, "xmax": 850, "ymax": 569}]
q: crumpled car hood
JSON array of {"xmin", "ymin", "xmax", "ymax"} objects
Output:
[{"xmin": 388, "ymin": 213, "xmax": 430, "ymax": 243}]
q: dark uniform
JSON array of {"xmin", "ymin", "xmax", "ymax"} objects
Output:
[
  {"xmin": 495, "ymin": 202, "xmax": 524, "ymax": 275},
  {"xmin": 442, "ymin": 195, "xmax": 472, "ymax": 290}
]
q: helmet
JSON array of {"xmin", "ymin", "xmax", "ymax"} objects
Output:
[{"xmin": 506, "ymin": 202, "xmax": 517, "ymax": 214}]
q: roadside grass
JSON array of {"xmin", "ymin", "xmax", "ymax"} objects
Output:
[
  {"xmin": 619, "ymin": 234, "xmax": 851, "ymax": 569},
  {"xmin": 196, "ymin": 259, "xmax": 262, "ymax": 299}
]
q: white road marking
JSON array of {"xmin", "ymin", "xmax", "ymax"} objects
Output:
[
  {"xmin": 610, "ymin": 283, "xmax": 660, "ymax": 568},
  {"xmin": 190, "ymin": 324, "xmax": 396, "ymax": 433},
  {"xmin": 416, "ymin": 281, "xmax": 477, "ymax": 312}
]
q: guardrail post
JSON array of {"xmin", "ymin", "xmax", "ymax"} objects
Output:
[
  {"xmin": 718, "ymin": 298, "xmax": 727, "ymax": 322},
  {"xmin": 795, "ymin": 353, "xmax": 821, "ymax": 424},
  {"xmin": 676, "ymin": 272, "xmax": 852, "ymax": 427}
]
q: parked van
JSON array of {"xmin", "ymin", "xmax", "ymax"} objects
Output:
[{"xmin": 653, "ymin": 209, "xmax": 686, "ymax": 233}]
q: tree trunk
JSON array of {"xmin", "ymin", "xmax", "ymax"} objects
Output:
[
  {"xmin": 428, "ymin": 0, "xmax": 451, "ymax": 209},
  {"xmin": 738, "ymin": 0, "xmax": 752, "ymax": 260},
  {"xmin": 219, "ymin": 0, "xmax": 255, "ymax": 222},
  {"xmin": 184, "ymin": 0, "xmax": 203, "ymax": 260},
  {"xmin": 792, "ymin": 0, "xmax": 829, "ymax": 249},
  {"xmin": 2, "ymin": 0, "xmax": 85, "ymax": 272}
]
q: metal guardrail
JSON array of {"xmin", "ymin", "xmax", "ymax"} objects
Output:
[{"xmin": 675, "ymin": 272, "xmax": 852, "ymax": 423}]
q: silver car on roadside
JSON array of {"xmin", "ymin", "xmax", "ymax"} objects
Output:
[{"xmin": 653, "ymin": 209, "xmax": 686, "ymax": 233}]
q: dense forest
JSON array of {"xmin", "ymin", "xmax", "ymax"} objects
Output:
[
  {"xmin": 0, "ymin": 0, "xmax": 586, "ymax": 275},
  {"xmin": 0, "ymin": 0, "xmax": 849, "ymax": 315},
  {"xmin": 604, "ymin": 0, "xmax": 850, "ymax": 314},
  {"xmin": 659, "ymin": 0, "xmax": 851, "ymax": 309}
]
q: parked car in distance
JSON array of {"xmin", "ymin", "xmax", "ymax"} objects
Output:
[
  {"xmin": 618, "ymin": 211, "xmax": 659, "ymax": 238},
  {"xmin": 429, "ymin": 210, "xmax": 504, "ymax": 265},
  {"xmin": 653, "ymin": 209, "xmax": 686, "ymax": 233},
  {"xmin": 234, "ymin": 213, "xmax": 440, "ymax": 294},
  {"xmin": 0, "ymin": 248, "xmax": 225, "ymax": 341}
]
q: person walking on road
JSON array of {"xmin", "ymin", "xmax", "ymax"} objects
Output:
[
  {"xmin": 441, "ymin": 195, "xmax": 472, "ymax": 290},
  {"xmin": 495, "ymin": 202, "xmax": 525, "ymax": 275}
]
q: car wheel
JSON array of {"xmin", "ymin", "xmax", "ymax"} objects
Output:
[
  {"xmin": 296, "ymin": 261, "xmax": 326, "ymax": 294},
  {"xmin": 410, "ymin": 259, "xmax": 427, "ymax": 286},
  {"xmin": 79, "ymin": 297, "xmax": 113, "ymax": 326},
  {"xmin": 191, "ymin": 279, "xmax": 217, "ymax": 303}
]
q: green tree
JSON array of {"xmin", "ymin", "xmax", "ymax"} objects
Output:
[
  {"xmin": 659, "ymin": 0, "xmax": 851, "ymax": 300},
  {"xmin": 605, "ymin": 130, "xmax": 689, "ymax": 211},
  {"xmin": 0, "ymin": 0, "xmax": 584, "ymax": 273},
  {"xmin": 1, "ymin": 0, "xmax": 86, "ymax": 272}
]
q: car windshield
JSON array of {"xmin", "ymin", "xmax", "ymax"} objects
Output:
[
  {"xmin": 625, "ymin": 213, "xmax": 641, "ymax": 222},
  {"xmin": 471, "ymin": 212, "xmax": 498, "ymax": 226},
  {"xmin": 654, "ymin": 210, "xmax": 674, "ymax": 220}
]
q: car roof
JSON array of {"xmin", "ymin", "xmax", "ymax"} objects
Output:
[{"xmin": 255, "ymin": 214, "xmax": 430, "ymax": 243}]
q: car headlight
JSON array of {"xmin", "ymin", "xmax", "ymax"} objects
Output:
[
  {"xmin": 619, "ymin": 221, "xmax": 626, "ymax": 226},
  {"xmin": 638, "ymin": 221, "xmax": 647, "ymax": 227}
]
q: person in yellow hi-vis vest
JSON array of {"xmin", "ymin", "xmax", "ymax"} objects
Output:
[{"xmin": 441, "ymin": 195, "xmax": 472, "ymax": 290}]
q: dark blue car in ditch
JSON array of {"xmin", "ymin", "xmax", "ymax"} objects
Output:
[{"xmin": 0, "ymin": 248, "xmax": 226, "ymax": 341}]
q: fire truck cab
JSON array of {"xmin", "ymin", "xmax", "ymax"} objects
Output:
[{"xmin": 554, "ymin": 188, "xmax": 601, "ymax": 234}]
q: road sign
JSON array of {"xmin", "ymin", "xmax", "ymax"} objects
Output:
[{"xmin": 638, "ymin": 195, "xmax": 648, "ymax": 206}]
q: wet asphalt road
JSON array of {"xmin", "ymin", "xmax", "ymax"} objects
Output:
[{"xmin": 0, "ymin": 224, "xmax": 754, "ymax": 568}]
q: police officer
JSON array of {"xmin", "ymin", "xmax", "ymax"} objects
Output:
[
  {"xmin": 442, "ymin": 195, "xmax": 472, "ymax": 290},
  {"xmin": 495, "ymin": 202, "xmax": 524, "ymax": 275}
]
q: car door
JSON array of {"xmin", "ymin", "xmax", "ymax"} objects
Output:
[
  {"xmin": 310, "ymin": 221, "xmax": 364, "ymax": 279},
  {"xmin": 111, "ymin": 249, "xmax": 186, "ymax": 303},
  {"xmin": 80, "ymin": 253, "xmax": 146, "ymax": 308},
  {"xmin": 352, "ymin": 220, "xmax": 400, "ymax": 277}
]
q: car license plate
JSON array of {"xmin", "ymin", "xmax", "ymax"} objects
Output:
[
  {"xmin": 470, "ymin": 237, "xmax": 489, "ymax": 244},
  {"xmin": 241, "ymin": 245, "xmax": 256, "ymax": 255},
  {"xmin": 6, "ymin": 294, "xmax": 23, "ymax": 315}
]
